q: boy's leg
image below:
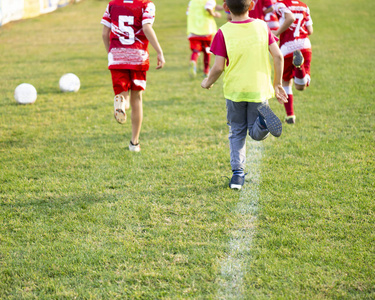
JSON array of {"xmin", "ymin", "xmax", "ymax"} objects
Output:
[
  {"xmin": 282, "ymin": 55, "xmax": 296, "ymax": 123},
  {"xmin": 294, "ymin": 49, "xmax": 312, "ymax": 91},
  {"xmin": 247, "ymin": 102, "xmax": 270, "ymax": 140},
  {"xmin": 128, "ymin": 70, "xmax": 146, "ymax": 149},
  {"xmin": 256, "ymin": 102, "xmax": 283, "ymax": 137},
  {"xmin": 203, "ymin": 48, "xmax": 210, "ymax": 76},
  {"xmin": 283, "ymin": 81, "xmax": 295, "ymax": 124},
  {"xmin": 188, "ymin": 37, "xmax": 201, "ymax": 77},
  {"xmin": 111, "ymin": 69, "xmax": 131, "ymax": 124},
  {"xmin": 118, "ymin": 91, "xmax": 130, "ymax": 110},
  {"xmin": 130, "ymin": 90, "xmax": 143, "ymax": 146},
  {"xmin": 226, "ymin": 100, "xmax": 248, "ymax": 171},
  {"xmin": 202, "ymin": 38, "xmax": 212, "ymax": 76}
]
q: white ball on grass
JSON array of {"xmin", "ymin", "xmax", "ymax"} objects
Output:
[
  {"xmin": 59, "ymin": 73, "xmax": 80, "ymax": 92},
  {"xmin": 14, "ymin": 83, "xmax": 37, "ymax": 104}
]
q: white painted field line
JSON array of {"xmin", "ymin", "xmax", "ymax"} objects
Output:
[{"xmin": 217, "ymin": 140, "xmax": 263, "ymax": 299}]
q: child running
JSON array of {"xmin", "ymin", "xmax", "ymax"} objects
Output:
[
  {"xmin": 101, "ymin": 0, "xmax": 165, "ymax": 152},
  {"xmin": 273, "ymin": 0, "xmax": 313, "ymax": 124},
  {"xmin": 201, "ymin": 0, "xmax": 287, "ymax": 190},
  {"xmin": 187, "ymin": 0, "xmax": 223, "ymax": 77}
]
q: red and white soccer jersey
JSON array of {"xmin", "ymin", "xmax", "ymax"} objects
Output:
[
  {"xmin": 264, "ymin": 0, "xmax": 279, "ymax": 31},
  {"xmin": 274, "ymin": 0, "xmax": 313, "ymax": 57},
  {"xmin": 101, "ymin": 0, "xmax": 155, "ymax": 71},
  {"xmin": 248, "ymin": 0, "xmax": 273, "ymax": 20}
]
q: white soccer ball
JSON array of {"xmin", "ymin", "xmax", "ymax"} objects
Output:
[
  {"xmin": 59, "ymin": 73, "xmax": 80, "ymax": 92},
  {"xmin": 14, "ymin": 83, "xmax": 37, "ymax": 104}
]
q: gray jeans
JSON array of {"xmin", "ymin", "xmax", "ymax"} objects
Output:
[{"xmin": 226, "ymin": 99, "xmax": 269, "ymax": 171}]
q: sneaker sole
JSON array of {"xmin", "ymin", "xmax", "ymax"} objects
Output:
[
  {"xmin": 230, "ymin": 184, "xmax": 242, "ymax": 190},
  {"xmin": 293, "ymin": 50, "xmax": 304, "ymax": 68},
  {"xmin": 114, "ymin": 95, "xmax": 126, "ymax": 124},
  {"xmin": 129, "ymin": 145, "xmax": 141, "ymax": 152},
  {"xmin": 258, "ymin": 104, "xmax": 282, "ymax": 137},
  {"xmin": 114, "ymin": 109, "xmax": 126, "ymax": 124}
]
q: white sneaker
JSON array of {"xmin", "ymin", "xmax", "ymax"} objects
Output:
[
  {"xmin": 114, "ymin": 95, "xmax": 126, "ymax": 124},
  {"xmin": 285, "ymin": 115, "xmax": 296, "ymax": 124},
  {"xmin": 129, "ymin": 141, "xmax": 141, "ymax": 152}
]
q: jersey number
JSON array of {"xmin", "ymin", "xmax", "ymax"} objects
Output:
[
  {"xmin": 119, "ymin": 15, "xmax": 135, "ymax": 45},
  {"xmin": 293, "ymin": 13, "xmax": 304, "ymax": 38}
]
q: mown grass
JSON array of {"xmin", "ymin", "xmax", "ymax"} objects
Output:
[{"xmin": 0, "ymin": 0, "xmax": 374, "ymax": 298}]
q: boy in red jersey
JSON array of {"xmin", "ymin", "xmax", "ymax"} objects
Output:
[
  {"xmin": 102, "ymin": 0, "xmax": 165, "ymax": 152},
  {"xmin": 273, "ymin": 0, "xmax": 313, "ymax": 124}
]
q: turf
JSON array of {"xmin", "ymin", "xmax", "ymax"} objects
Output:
[{"xmin": 0, "ymin": 0, "xmax": 374, "ymax": 298}]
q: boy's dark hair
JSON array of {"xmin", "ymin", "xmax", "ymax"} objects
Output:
[{"xmin": 226, "ymin": 0, "xmax": 252, "ymax": 15}]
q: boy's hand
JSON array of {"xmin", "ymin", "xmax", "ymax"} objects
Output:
[
  {"xmin": 214, "ymin": 12, "xmax": 222, "ymax": 18},
  {"xmin": 156, "ymin": 53, "xmax": 165, "ymax": 69},
  {"xmin": 274, "ymin": 84, "xmax": 288, "ymax": 104},
  {"xmin": 201, "ymin": 78, "xmax": 213, "ymax": 89}
]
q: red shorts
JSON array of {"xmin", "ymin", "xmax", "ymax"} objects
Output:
[
  {"xmin": 283, "ymin": 49, "xmax": 312, "ymax": 82},
  {"xmin": 189, "ymin": 36, "xmax": 213, "ymax": 53},
  {"xmin": 110, "ymin": 69, "xmax": 147, "ymax": 94}
]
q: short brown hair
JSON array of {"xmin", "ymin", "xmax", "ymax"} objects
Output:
[{"xmin": 225, "ymin": 0, "xmax": 252, "ymax": 15}]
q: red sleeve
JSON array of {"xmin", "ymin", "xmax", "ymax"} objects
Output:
[
  {"xmin": 210, "ymin": 29, "xmax": 227, "ymax": 59},
  {"xmin": 268, "ymin": 25, "xmax": 278, "ymax": 44},
  {"xmin": 263, "ymin": 0, "xmax": 273, "ymax": 8}
]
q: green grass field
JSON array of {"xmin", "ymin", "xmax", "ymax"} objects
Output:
[{"xmin": 0, "ymin": 0, "xmax": 374, "ymax": 298}]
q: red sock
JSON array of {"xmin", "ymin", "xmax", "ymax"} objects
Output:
[
  {"xmin": 294, "ymin": 66, "xmax": 306, "ymax": 81},
  {"xmin": 203, "ymin": 51, "xmax": 210, "ymax": 74},
  {"xmin": 191, "ymin": 51, "xmax": 199, "ymax": 62},
  {"xmin": 284, "ymin": 94, "xmax": 294, "ymax": 116}
]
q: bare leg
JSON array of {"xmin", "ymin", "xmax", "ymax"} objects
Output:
[
  {"xmin": 118, "ymin": 91, "xmax": 130, "ymax": 110},
  {"xmin": 130, "ymin": 90, "xmax": 143, "ymax": 145},
  {"xmin": 295, "ymin": 83, "xmax": 307, "ymax": 91}
]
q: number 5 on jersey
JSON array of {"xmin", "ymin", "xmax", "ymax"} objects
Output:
[{"xmin": 119, "ymin": 15, "xmax": 135, "ymax": 45}]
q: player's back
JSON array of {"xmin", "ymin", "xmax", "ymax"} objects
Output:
[
  {"xmin": 104, "ymin": 0, "xmax": 153, "ymax": 49},
  {"xmin": 275, "ymin": 0, "xmax": 311, "ymax": 45},
  {"xmin": 102, "ymin": 0, "xmax": 155, "ymax": 70}
]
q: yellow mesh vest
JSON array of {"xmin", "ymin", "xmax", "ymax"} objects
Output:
[
  {"xmin": 221, "ymin": 20, "xmax": 274, "ymax": 102},
  {"xmin": 187, "ymin": 0, "xmax": 217, "ymax": 36}
]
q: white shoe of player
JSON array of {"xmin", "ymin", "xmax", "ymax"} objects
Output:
[
  {"xmin": 114, "ymin": 94, "xmax": 126, "ymax": 124},
  {"xmin": 129, "ymin": 141, "xmax": 141, "ymax": 152}
]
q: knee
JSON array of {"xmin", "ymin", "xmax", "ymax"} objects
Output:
[{"xmin": 295, "ymin": 84, "xmax": 306, "ymax": 91}]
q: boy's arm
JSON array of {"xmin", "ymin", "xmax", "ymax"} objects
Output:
[
  {"xmin": 102, "ymin": 26, "xmax": 111, "ymax": 53},
  {"xmin": 263, "ymin": 6, "xmax": 274, "ymax": 15},
  {"xmin": 268, "ymin": 43, "xmax": 288, "ymax": 104},
  {"xmin": 307, "ymin": 25, "xmax": 313, "ymax": 35},
  {"xmin": 201, "ymin": 55, "xmax": 225, "ymax": 89},
  {"xmin": 273, "ymin": 11, "xmax": 295, "ymax": 36},
  {"xmin": 215, "ymin": 4, "xmax": 224, "ymax": 11},
  {"xmin": 207, "ymin": 8, "xmax": 222, "ymax": 18},
  {"xmin": 142, "ymin": 23, "xmax": 165, "ymax": 69}
]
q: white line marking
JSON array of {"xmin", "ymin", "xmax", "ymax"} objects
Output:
[{"xmin": 217, "ymin": 140, "xmax": 263, "ymax": 299}]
